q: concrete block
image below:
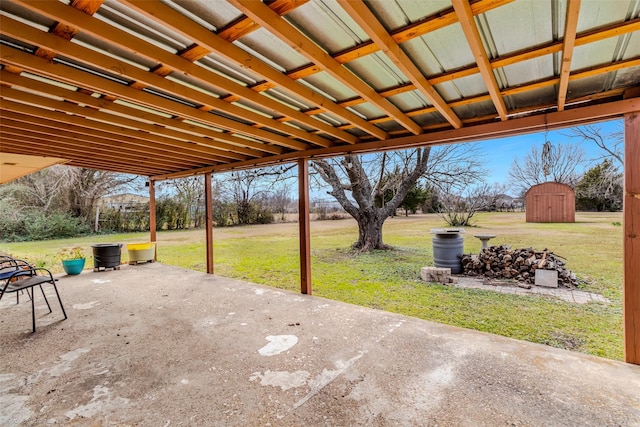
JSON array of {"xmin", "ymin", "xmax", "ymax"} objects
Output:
[
  {"xmin": 421, "ymin": 267, "xmax": 452, "ymax": 283},
  {"xmin": 535, "ymin": 269, "xmax": 558, "ymax": 288}
]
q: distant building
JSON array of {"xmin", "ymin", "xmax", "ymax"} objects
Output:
[
  {"xmin": 99, "ymin": 193, "xmax": 149, "ymax": 211},
  {"xmin": 525, "ymin": 182, "xmax": 575, "ymax": 223}
]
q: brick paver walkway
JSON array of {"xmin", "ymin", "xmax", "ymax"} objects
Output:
[{"xmin": 454, "ymin": 277, "xmax": 609, "ymax": 304}]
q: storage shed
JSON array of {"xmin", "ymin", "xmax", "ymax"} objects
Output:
[{"xmin": 525, "ymin": 182, "xmax": 575, "ymax": 223}]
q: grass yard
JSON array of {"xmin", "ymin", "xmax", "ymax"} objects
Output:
[{"xmin": 1, "ymin": 212, "xmax": 624, "ymax": 360}]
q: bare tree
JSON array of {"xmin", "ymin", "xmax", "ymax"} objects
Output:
[
  {"xmin": 438, "ymin": 182, "xmax": 507, "ymax": 226},
  {"xmin": 168, "ymin": 176, "xmax": 205, "ymax": 228},
  {"xmin": 312, "ymin": 144, "xmax": 485, "ymax": 251},
  {"xmin": 508, "ymin": 142, "xmax": 585, "ymax": 196},
  {"xmin": 567, "ymin": 123, "xmax": 624, "ymax": 166},
  {"xmin": 8, "ymin": 165, "xmax": 135, "ymax": 221}
]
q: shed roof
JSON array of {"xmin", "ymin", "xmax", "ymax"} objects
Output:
[{"xmin": 0, "ymin": 0, "xmax": 639, "ymax": 180}]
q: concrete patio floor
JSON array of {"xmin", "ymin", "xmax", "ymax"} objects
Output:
[{"xmin": 1, "ymin": 263, "xmax": 639, "ymax": 426}]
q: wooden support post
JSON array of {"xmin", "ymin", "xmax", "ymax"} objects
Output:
[
  {"xmin": 205, "ymin": 172, "xmax": 214, "ymax": 274},
  {"xmin": 624, "ymin": 109, "xmax": 640, "ymax": 364},
  {"xmin": 298, "ymin": 159, "xmax": 312, "ymax": 294},
  {"xmin": 148, "ymin": 178, "xmax": 157, "ymax": 261}
]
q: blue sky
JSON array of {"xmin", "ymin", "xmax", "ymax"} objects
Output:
[{"xmin": 469, "ymin": 118, "xmax": 623, "ymax": 185}]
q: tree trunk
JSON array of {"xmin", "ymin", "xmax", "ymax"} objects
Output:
[{"xmin": 353, "ymin": 211, "xmax": 387, "ymax": 251}]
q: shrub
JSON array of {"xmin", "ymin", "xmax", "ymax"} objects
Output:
[{"xmin": 0, "ymin": 209, "xmax": 89, "ymax": 242}]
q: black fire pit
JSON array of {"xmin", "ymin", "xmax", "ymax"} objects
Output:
[{"xmin": 91, "ymin": 243, "xmax": 122, "ymax": 271}]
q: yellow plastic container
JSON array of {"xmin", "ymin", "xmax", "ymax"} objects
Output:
[{"xmin": 127, "ymin": 242, "xmax": 156, "ymax": 264}]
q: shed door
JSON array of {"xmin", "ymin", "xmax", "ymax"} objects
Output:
[{"xmin": 534, "ymin": 194, "xmax": 566, "ymax": 222}]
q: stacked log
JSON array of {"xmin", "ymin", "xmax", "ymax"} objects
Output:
[{"xmin": 460, "ymin": 245, "xmax": 578, "ymax": 288}]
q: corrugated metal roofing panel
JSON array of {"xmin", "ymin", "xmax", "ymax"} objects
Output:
[
  {"xmin": 236, "ymin": 28, "xmax": 310, "ymax": 72},
  {"xmin": 409, "ymin": 110, "xmax": 449, "ymax": 127},
  {"xmin": 196, "ymin": 54, "xmax": 261, "ymax": 87},
  {"xmin": 285, "ymin": 0, "xmax": 368, "ymax": 55},
  {"xmin": 452, "ymin": 99, "xmax": 500, "ymax": 120},
  {"xmin": 164, "ymin": 0, "xmax": 243, "ymax": 31},
  {"xmin": 501, "ymin": 57, "xmax": 555, "ymax": 87},
  {"xmin": 345, "ymin": 54, "xmax": 408, "ymax": 91},
  {"xmin": 504, "ymin": 86, "xmax": 558, "ymax": 111},
  {"xmin": 263, "ymin": 88, "xmax": 311, "ymax": 112},
  {"xmin": 399, "ymin": 37, "xmax": 443, "ymax": 76},
  {"xmin": 577, "ymin": 0, "xmax": 635, "ymax": 33},
  {"xmin": 0, "ymin": 1, "xmax": 57, "ymax": 32},
  {"xmin": 371, "ymin": 117, "xmax": 406, "ymax": 133},
  {"xmin": 386, "ymin": 91, "xmax": 429, "ymax": 112},
  {"xmin": 418, "ymin": 24, "xmax": 475, "ymax": 71},
  {"xmin": 482, "ymin": 0, "xmax": 557, "ymax": 56},
  {"xmin": 571, "ymin": 40, "xmax": 621, "ymax": 71},
  {"xmin": 72, "ymin": 33, "xmax": 158, "ymax": 71},
  {"xmin": 436, "ymin": 74, "xmax": 492, "ymax": 100},
  {"xmin": 366, "ymin": 0, "xmax": 451, "ymax": 33},
  {"xmin": 613, "ymin": 64, "xmax": 640, "ymax": 87},
  {"xmin": 567, "ymin": 73, "xmax": 620, "ymax": 99},
  {"xmin": 98, "ymin": 1, "xmax": 190, "ymax": 53},
  {"xmin": 0, "ymin": 34, "xmax": 36, "ymax": 55},
  {"xmin": 623, "ymin": 32, "xmax": 640, "ymax": 58},
  {"xmin": 299, "ymin": 71, "xmax": 358, "ymax": 103},
  {"xmin": 344, "ymin": 102, "xmax": 386, "ymax": 121}
]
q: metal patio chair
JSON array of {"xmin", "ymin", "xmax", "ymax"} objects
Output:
[{"xmin": 0, "ymin": 257, "xmax": 67, "ymax": 332}]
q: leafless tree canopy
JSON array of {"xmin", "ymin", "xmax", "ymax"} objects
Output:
[
  {"xmin": 508, "ymin": 142, "xmax": 585, "ymax": 196},
  {"xmin": 312, "ymin": 144, "xmax": 486, "ymax": 251},
  {"xmin": 4, "ymin": 165, "xmax": 137, "ymax": 221},
  {"xmin": 567, "ymin": 123, "xmax": 624, "ymax": 166}
]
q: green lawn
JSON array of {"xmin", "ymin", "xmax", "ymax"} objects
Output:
[{"xmin": 1, "ymin": 212, "xmax": 624, "ymax": 360}]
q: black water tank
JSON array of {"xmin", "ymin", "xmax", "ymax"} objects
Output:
[
  {"xmin": 430, "ymin": 229, "xmax": 465, "ymax": 274},
  {"xmin": 92, "ymin": 243, "xmax": 122, "ymax": 269}
]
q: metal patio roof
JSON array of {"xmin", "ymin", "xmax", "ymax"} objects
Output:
[{"xmin": 0, "ymin": 0, "xmax": 639, "ymax": 180}]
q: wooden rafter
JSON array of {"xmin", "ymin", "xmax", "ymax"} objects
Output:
[
  {"xmin": 122, "ymin": 0, "xmax": 386, "ymax": 142},
  {"xmin": 557, "ymin": 0, "xmax": 581, "ymax": 111},
  {"xmin": 0, "ymin": 15, "xmax": 331, "ymax": 151},
  {"xmin": 152, "ymin": 97, "xmax": 640, "ymax": 180},
  {"xmin": 255, "ymin": 0, "xmax": 513, "ymax": 87},
  {"xmin": 0, "ymin": 98, "xmax": 232, "ymax": 165},
  {"xmin": 262, "ymin": 16, "xmax": 640, "ymax": 123},
  {"xmin": 0, "ymin": 71, "xmax": 264, "ymax": 159},
  {"xmin": 218, "ymin": 0, "xmax": 309, "ymax": 42},
  {"xmin": 337, "ymin": 0, "xmax": 462, "ymax": 129},
  {"xmin": 0, "ymin": 48, "xmax": 292, "ymax": 154},
  {"xmin": 229, "ymin": 0, "xmax": 423, "ymax": 135},
  {"xmin": 0, "ymin": 0, "xmax": 637, "ymax": 177},
  {"xmin": 0, "ymin": 118, "xmax": 208, "ymax": 169},
  {"xmin": 7, "ymin": 1, "xmax": 327, "ymax": 151},
  {"xmin": 451, "ymin": 0, "xmax": 508, "ymax": 121}
]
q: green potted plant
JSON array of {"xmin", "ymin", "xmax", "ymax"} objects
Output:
[{"xmin": 59, "ymin": 247, "xmax": 86, "ymax": 275}]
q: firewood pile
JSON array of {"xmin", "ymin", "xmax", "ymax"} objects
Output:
[{"xmin": 460, "ymin": 245, "xmax": 578, "ymax": 288}]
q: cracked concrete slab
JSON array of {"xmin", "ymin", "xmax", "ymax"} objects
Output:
[{"xmin": 0, "ymin": 264, "xmax": 638, "ymax": 426}]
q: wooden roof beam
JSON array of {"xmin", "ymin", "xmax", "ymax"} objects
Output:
[
  {"xmin": 11, "ymin": 0, "xmax": 324, "ymax": 150},
  {"xmin": 0, "ymin": 48, "xmax": 288, "ymax": 155},
  {"xmin": 337, "ymin": 0, "xmax": 462, "ymax": 129},
  {"xmin": 218, "ymin": 0, "xmax": 308, "ymax": 42},
  {"xmin": 151, "ymin": 97, "xmax": 640, "ymax": 180},
  {"xmin": 268, "ymin": 0, "xmax": 512, "ymax": 83},
  {"xmin": 0, "ymin": 118, "xmax": 210, "ymax": 169},
  {"xmin": 0, "ymin": 96, "xmax": 235, "ymax": 164},
  {"xmin": 451, "ymin": 0, "xmax": 508, "ymax": 121},
  {"xmin": 122, "ymin": 0, "xmax": 384, "ymax": 141},
  {"xmin": 557, "ymin": 0, "xmax": 581, "ymax": 111},
  {"xmin": 0, "ymin": 142, "xmax": 163, "ymax": 175},
  {"xmin": 0, "ymin": 127, "xmax": 199, "ymax": 171},
  {"xmin": 0, "ymin": 14, "xmax": 323, "ymax": 151},
  {"xmin": 0, "ymin": 70, "xmax": 261, "ymax": 160},
  {"xmin": 230, "ymin": 0, "xmax": 423, "ymax": 135},
  {"xmin": 285, "ymin": 16, "xmax": 640, "ymax": 116}
]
